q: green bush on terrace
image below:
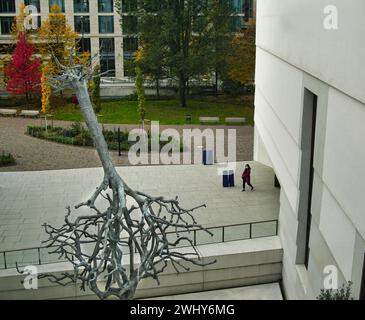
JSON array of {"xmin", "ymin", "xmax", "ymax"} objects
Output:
[{"xmin": 26, "ymin": 122, "xmax": 183, "ymax": 152}]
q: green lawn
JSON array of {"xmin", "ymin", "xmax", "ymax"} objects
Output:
[{"xmin": 51, "ymin": 99, "xmax": 254, "ymax": 125}]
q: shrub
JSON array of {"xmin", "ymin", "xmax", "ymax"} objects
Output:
[
  {"xmin": 70, "ymin": 121, "xmax": 83, "ymax": 136},
  {"xmin": 26, "ymin": 125, "xmax": 182, "ymax": 152},
  {"xmin": 0, "ymin": 152, "xmax": 16, "ymax": 166},
  {"xmin": 317, "ymin": 281, "xmax": 354, "ymax": 300}
]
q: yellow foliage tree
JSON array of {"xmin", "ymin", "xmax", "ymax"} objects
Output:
[
  {"xmin": 11, "ymin": 3, "xmax": 26, "ymax": 38},
  {"xmin": 41, "ymin": 65, "xmax": 52, "ymax": 114},
  {"xmin": 37, "ymin": 4, "xmax": 89, "ymax": 106},
  {"xmin": 37, "ymin": 5, "xmax": 88, "ymax": 75}
]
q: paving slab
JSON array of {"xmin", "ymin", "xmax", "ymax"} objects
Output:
[
  {"xmin": 146, "ymin": 283, "xmax": 283, "ymax": 300},
  {"xmin": 0, "ymin": 162, "xmax": 279, "ymax": 263}
]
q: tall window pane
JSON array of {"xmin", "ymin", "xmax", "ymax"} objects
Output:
[
  {"xmin": 78, "ymin": 37, "xmax": 91, "ymax": 53},
  {"xmin": 100, "ymin": 38, "xmax": 115, "ymax": 77},
  {"xmin": 122, "ymin": 15, "xmax": 137, "ymax": 35},
  {"xmin": 231, "ymin": 0, "xmax": 244, "ymax": 14},
  {"xmin": 74, "ymin": 16, "xmax": 90, "ymax": 34},
  {"xmin": 98, "ymin": 0, "xmax": 113, "ymax": 13},
  {"xmin": 49, "ymin": 0, "xmax": 65, "ymax": 12},
  {"xmin": 123, "ymin": 36, "xmax": 138, "ymax": 53},
  {"xmin": 100, "ymin": 38, "xmax": 115, "ymax": 53},
  {"xmin": 0, "ymin": 0, "xmax": 15, "ymax": 13},
  {"xmin": 122, "ymin": 0, "xmax": 137, "ymax": 13},
  {"xmin": 123, "ymin": 36, "xmax": 137, "ymax": 76},
  {"xmin": 24, "ymin": 0, "xmax": 40, "ymax": 11},
  {"xmin": 0, "ymin": 17, "xmax": 14, "ymax": 35},
  {"xmin": 74, "ymin": 0, "xmax": 89, "ymax": 13},
  {"xmin": 244, "ymin": 0, "xmax": 254, "ymax": 21},
  {"xmin": 99, "ymin": 16, "xmax": 114, "ymax": 33},
  {"xmin": 230, "ymin": 16, "xmax": 244, "ymax": 32}
]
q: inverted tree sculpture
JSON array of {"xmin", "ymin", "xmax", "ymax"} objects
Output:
[{"xmin": 31, "ymin": 55, "xmax": 214, "ymax": 300}]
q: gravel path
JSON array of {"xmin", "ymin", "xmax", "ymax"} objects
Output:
[{"xmin": 0, "ymin": 117, "xmax": 253, "ymax": 172}]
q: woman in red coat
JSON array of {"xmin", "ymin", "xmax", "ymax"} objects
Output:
[{"xmin": 242, "ymin": 164, "xmax": 254, "ymax": 191}]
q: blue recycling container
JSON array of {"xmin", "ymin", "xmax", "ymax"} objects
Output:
[
  {"xmin": 202, "ymin": 149, "xmax": 214, "ymax": 165},
  {"xmin": 223, "ymin": 170, "xmax": 235, "ymax": 187}
]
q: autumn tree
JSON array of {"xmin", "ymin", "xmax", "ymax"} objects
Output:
[
  {"xmin": 37, "ymin": 4, "xmax": 82, "ymax": 75},
  {"xmin": 5, "ymin": 32, "xmax": 41, "ymax": 108},
  {"xmin": 41, "ymin": 65, "xmax": 52, "ymax": 114},
  {"xmin": 37, "ymin": 4, "xmax": 89, "ymax": 104},
  {"xmin": 225, "ymin": 23, "xmax": 256, "ymax": 88},
  {"xmin": 11, "ymin": 3, "xmax": 27, "ymax": 38}
]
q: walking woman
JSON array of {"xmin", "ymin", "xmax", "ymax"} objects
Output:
[{"xmin": 242, "ymin": 164, "xmax": 254, "ymax": 191}]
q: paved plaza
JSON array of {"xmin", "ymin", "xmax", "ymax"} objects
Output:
[{"xmin": 0, "ymin": 161, "xmax": 279, "ymax": 267}]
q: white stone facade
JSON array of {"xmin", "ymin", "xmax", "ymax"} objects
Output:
[
  {"xmin": 254, "ymin": 0, "xmax": 365, "ymax": 299},
  {"xmin": 0, "ymin": 0, "xmax": 124, "ymax": 78}
]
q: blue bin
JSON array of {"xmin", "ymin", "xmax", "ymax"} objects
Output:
[
  {"xmin": 223, "ymin": 170, "xmax": 235, "ymax": 187},
  {"xmin": 202, "ymin": 149, "xmax": 214, "ymax": 165}
]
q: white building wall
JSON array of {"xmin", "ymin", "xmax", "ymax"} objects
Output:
[
  {"xmin": 254, "ymin": 0, "xmax": 365, "ymax": 299},
  {"xmin": 0, "ymin": 0, "xmax": 124, "ymax": 78}
]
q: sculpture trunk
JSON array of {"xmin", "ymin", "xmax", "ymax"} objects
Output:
[{"xmin": 74, "ymin": 81, "xmax": 116, "ymax": 179}]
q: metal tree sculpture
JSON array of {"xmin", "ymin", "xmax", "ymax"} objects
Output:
[{"xmin": 32, "ymin": 56, "xmax": 214, "ymax": 300}]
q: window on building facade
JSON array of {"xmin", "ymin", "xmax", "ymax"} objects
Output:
[
  {"xmin": 123, "ymin": 36, "xmax": 138, "ymax": 77},
  {"xmin": 122, "ymin": 0, "xmax": 137, "ymax": 13},
  {"xmin": 22, "ymin": 1, "xmax": 41, "ymax": 30},
  {"xmin": 74, "ymin": 16, "xmax": 90, "ymax": 34},
  {"xmin": 74, "ymin": 0, "xmax": 89, "ymax": 13},
  {"xmin": 0, "ymin": 17, "xmax": 14, "ymax": 35},
  {"xmin": 24, "ymin": 0, "xmax": 41, "ymax": 11},
  {"xmin": 231, "ymin": 0, "xmax": 244, "ymax": 14},
  {"xmin": 244, "ymin": 0, "xmax": 254, "ymax": 21},
  {"xmin": 0, "ymin": 0, "xmax": 15, "ymax": 13},
  {"xmin": 98, "ymin": 0, "xmax": 114, "ymax": 13},
  {"xmin": 231, "ymin": 0, "xmax": 254, "ymax": 17},
  {"xmin": 122, "ymin": 15, "xmax": 137, "ymax": 35},
  {"xmin": 296, "ymin": 89, "xmax": 318, "ymax": 270},
  {"xmin": 49, "ymin": 0, "xmax": 65, "ymax": 12},
  {"xmin": 99, "ymin": 38, "xmax": 115, "ymax": 77},
  {"xmin": 123, "ymin": 36, "xmax": 138, "ymax": 58},
  {"xmin": 100, "ymin": 37, "xmax": 115, "ymax": 53},
  {"xmin": 99, "ymin": 16, "xmax": 114, "ymax": 33},
  {"xmin": 230, "ymin": 16, "xmax": 245, "ymax": 32},
  {"xmin": 78, "ymin": 37, "xmax": 91, "ymax": 53}
]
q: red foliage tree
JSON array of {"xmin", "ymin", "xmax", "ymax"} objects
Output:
[{"xmin": 5, "ymin": 32, "xmax": 41, "ymax": 107}]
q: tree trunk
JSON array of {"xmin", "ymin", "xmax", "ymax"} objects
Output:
[
  {"xmin": 156, "ymin": 78, "xmax": 160, "ymax": 98},
  {"xmin": 25, "ymin": 90, "xmax": 29, "ymax": 110},
  {"xmin": 215, "ymin": 70, "xmax": 219, "ymax": 95},
  {"xmin": 179, "ymin": 75, "xmax": 187, "ymax": 108}
]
